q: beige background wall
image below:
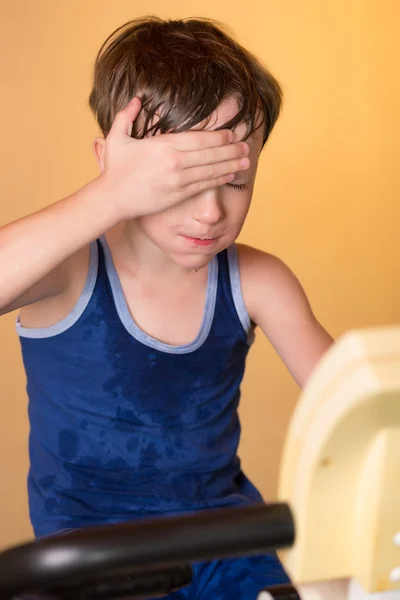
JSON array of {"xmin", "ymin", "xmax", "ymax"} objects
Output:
[{"xmin": 0, "ymin": 0, "xmax": 399, "ymax": 548}]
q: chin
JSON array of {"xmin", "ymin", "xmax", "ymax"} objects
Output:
[{"xmin": 170, "ymin": 252, "xmax": 215, "ymax": 271}]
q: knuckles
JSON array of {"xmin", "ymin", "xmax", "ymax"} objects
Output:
[
  {"xmin": 166, "ymin": 171, "xmax": 183, "ymax": 189},
  {"xmin": 162, "ymin": 147, "xmax": 181, "ymax": 172}
]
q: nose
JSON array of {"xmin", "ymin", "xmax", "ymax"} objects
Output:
[{"xmin": 192, "ymin": 188, "xmax": 224, "ymax": 225}]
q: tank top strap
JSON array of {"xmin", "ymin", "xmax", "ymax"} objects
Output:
[{"xmin": 216, "ymin": 244, "xmax": 254, "ymax": 343}]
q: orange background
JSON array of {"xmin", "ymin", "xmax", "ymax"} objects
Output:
[{"xmin": 0, "ymin": 0, "xmax": 399, "ymax": 547}]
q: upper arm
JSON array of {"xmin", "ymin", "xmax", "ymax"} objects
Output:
[
  {"xmin": 0, "ymin": 246, "xmax": 91, "ymax": 319},
  {"xmin": 237, "ymin": 244, "xmax": 333, "ymax": 388},
  {"xmin": 0, "ymin": 267, "xmax": 68, "ymax": 317}
]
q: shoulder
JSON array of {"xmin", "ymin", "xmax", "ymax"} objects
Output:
[
  {"xmin": 234, "ymin": 243, "xmax": 333, "ymax": 387},
  {"xmin": 234, "ymin": 243, "xmax": 312, "ymax": 324},
  {"xmin": 19, "ymin": 245, "xmax": 93, "ymax": 329}
]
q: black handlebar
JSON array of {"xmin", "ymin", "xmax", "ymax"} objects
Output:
[{"xmin": 0, "ymin": 503, "xmax": 294, "ymax": 598}]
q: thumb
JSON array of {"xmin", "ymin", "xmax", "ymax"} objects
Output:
[{"xmin": 109, "ymin": 97, "xmax": 142, "ymax": 139}]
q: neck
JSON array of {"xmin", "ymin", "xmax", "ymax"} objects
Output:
[{"xmin": 106, "ymin": 221, "xmax": 206, "ymax": 282}]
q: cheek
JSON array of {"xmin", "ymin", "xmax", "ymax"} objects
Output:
[
  {"xmin": 226, "ymin": 194, "xmax": 252, "ymax": 225},
  {"xmin": 137, "ymin": 205, "xmax": 185, "ymax": 241},
  {"xmin": 137, "ymin": 214, "xmax": 169, "ymax": 238}
]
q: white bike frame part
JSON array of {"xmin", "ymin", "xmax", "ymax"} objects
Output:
[{"xmin": 266, "ymin": 327, "xmax": 400, "ymax": 599}]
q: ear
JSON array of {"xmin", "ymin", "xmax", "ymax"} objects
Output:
[{"xmin": 92, "ymin": 137, "xmax": 106, "ymax": 173}]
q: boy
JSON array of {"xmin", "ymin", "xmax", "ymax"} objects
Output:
[{"xmin": 0, "ymin": 16, "xmax": 333, "ymax": 598}]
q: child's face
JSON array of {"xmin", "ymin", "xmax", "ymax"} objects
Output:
[{"xmin": 137, "ymin": 96, "xmax": 263, "ymax": 271}]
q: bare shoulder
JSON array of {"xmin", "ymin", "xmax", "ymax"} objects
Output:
[
  {"xmin": 235, "ymin": 243, "xmax": 333, "ymax": 387},
  {"xmin": 19, "ymin": 245, "xmax": 92, "ymax": 329},
  {"xmin": 235, "ymin": 243, "xmax": 312, "ymax": 324}
]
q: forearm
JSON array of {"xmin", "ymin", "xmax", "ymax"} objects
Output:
[{"xmin": 0, "ymin": 176, "xmax": 121, "ymax": 312}]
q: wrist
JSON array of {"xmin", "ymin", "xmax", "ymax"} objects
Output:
[
  {"xmin": 79, "ymin": 176, "xmax": 124, "ymax": 227},
  {"xmin": 89, "ymin": 173, "xmax": 140, "ymax": 224},
  {"xmin": 62, "ymin": 176, "xmax": 127, "ymax": 242}
]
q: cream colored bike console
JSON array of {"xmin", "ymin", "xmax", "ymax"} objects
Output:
[{"xmin": 261, "ymin": 327, "xmax": 400, "ymax": 599}]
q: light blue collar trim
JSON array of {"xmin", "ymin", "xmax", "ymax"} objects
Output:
[{"xmin": 100, "ymin": 236, "xmax": 219, "ymax": 354}]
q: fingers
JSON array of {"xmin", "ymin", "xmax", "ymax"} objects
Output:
[
  {"xmin": 179, "ymin": 157, "xmax": 250, "ymax": 187},
  {"xmin": 177, "ymin": 173, "xmax": 236, "ymax": 201},
  {"xmin": 181, "ymin": 141, "xmax": 249, "ymax": 169},
  {"xmin": 108, "ymin": 97, "xmax": 142, "ymax": 138},
  {"xmin": 171, "ymin": 128, "xmax": 234, "ymax": 151}
]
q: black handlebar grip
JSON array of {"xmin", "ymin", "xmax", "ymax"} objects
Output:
[
  {"xmin": 0, "ymin": 503, "xmax": 294, "ymax": 598},
  {"xmin": 53, "ymin": 564, "xmax": 193, "ymax": 600},
  {"xmin": 258, "ymin": 584, "xmax": 301, "ymax": 599}
]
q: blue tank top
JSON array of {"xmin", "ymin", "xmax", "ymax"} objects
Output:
[{"xmin": 17, "ymin": 238, "xmax": 263, "ymax": 537}]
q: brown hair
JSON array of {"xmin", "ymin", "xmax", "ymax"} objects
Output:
[{"xmin": 88, "ymin": 16, "xmax": 283, "ymax": 146}]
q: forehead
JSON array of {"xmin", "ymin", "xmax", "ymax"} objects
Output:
[{"xmin": 200, "ymin": 96, "xmax": 263, "ymax": 155}]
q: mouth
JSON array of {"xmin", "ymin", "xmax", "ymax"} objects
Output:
[{"xmin": 181, "ymin": 235, "xmax": 220, "ymax": 247}]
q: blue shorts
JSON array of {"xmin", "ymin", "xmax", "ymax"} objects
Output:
[{"xmin": 157, "ymin": 553, "xmax": 290, "ymax": 599}]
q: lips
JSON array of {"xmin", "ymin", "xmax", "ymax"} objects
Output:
[
  {"xmin": 181, "ymin": 235, "xmax": 219, "ymax": 246},
  {"xmin": 183, "ymin": 234, "xmax": 217, "ymax": 240}
]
